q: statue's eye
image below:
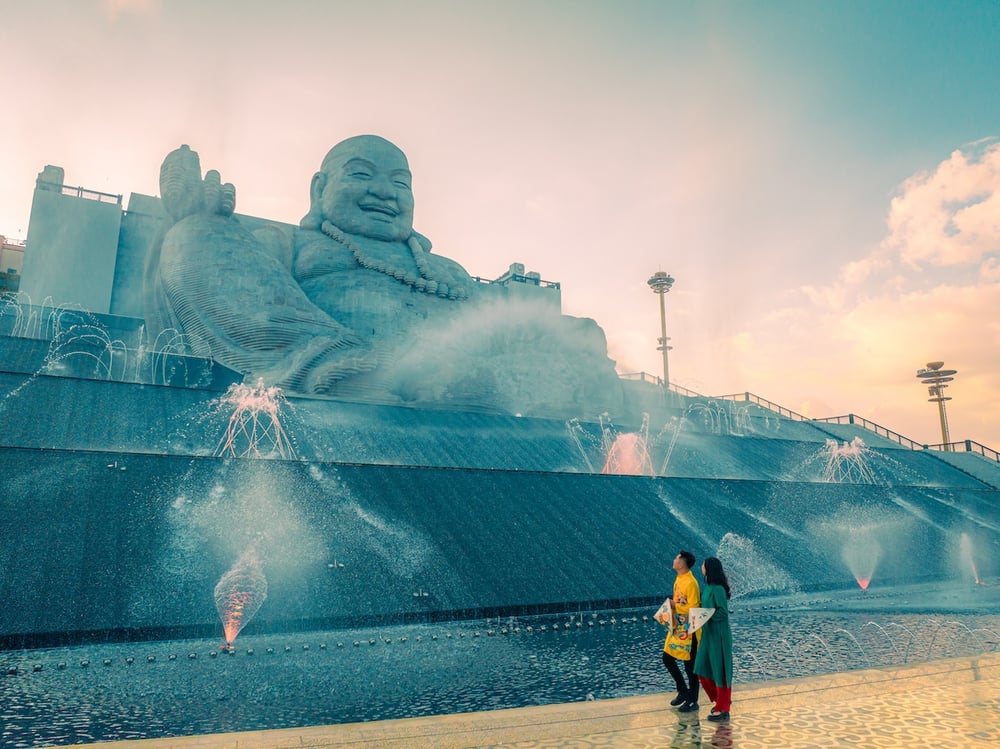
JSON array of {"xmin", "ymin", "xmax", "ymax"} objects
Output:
[
  {"xmin": 394, "ymin": 180, "xmax": 411, "ymax": 189},
  {"xmin": 350, "ymin": 170, "xmax": 372, "ymax": 179}
]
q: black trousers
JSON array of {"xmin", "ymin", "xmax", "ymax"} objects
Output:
[{"xmin": 662, "ymin": 636, "xmax": 700, "ymax": 702}]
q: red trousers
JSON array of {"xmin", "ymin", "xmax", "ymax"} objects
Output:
[{"xmin": 698, "ymin": 676, "xmax": 732, "ymax": 712}]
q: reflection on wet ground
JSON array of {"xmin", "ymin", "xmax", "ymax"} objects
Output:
[
  {"xmin": 1, "ymin": 583, "xmax": 998, "ymax": 747},
  {"xmin": 67, "ymin": 652, "xmax": 1000, "ymax": 748}
]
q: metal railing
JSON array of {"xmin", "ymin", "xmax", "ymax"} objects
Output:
[
  {"xmin": 617, "ymin": 372, "xmax": 704, "ymax": 398},
  {"xmin": 722, "ymin": 396, "xmax": 999, "ymax": 460},
  {"xmin": 811, "ymin": 413, "xmax": 924, "ymax": 450},
  {"xmin": 923, "ymin": 440, "xmax": 1000, "ymax": 463},
  {"xmin": 472, "ymin": 273, "xmax": 561, "ymax": 289},
  {"xmin": 713, "ymin": 391, "xmax": 810, "ymax": 421},
  {"xmin": 608, "ymin": 378, "xmax": 999, "ymax": 461},
  {"xmin": 682, "ymin": 391, "xmax": 999, "ymax": 459},
  {"xmin": 36, "ymin": 179, "xmax": 122, "ymax": 206}
]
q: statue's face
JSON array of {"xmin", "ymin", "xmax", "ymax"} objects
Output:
[{"xmin": 320, "ymin": 137, "xmax": 414, "ymax": 241}]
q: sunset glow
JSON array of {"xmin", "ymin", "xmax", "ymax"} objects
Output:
[{"xmin": 2, "ymin": 2, "xmax": 998, "ymax": 448}]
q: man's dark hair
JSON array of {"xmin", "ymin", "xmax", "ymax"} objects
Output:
[{"xmin": 678, "ymin": 550, "xmax": 695, "ymax": 570}]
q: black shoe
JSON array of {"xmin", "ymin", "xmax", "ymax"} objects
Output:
[
  {"xmin": 707, "ymin": 710, "xmax": 730, "ymax": 722},
  {"xmin": 670, "ymin": 694, "xmax": 687, "ymax": 707},
  {"xmin": 678, "ymin": 701, "xmax": 700, "ymax": 713}
]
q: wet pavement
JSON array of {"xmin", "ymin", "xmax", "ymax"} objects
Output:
[{"xmin": 66, "ymin": 651, "xmax": 1000, "ymax": 748}]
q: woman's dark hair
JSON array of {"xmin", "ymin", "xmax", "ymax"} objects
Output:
[{"xmin": 703, "ymin": 557, "xmax": 731, "ymax": 599}]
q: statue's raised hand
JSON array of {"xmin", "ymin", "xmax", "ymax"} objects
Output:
[
  {"xmin": 203, "ymin": 169, "xmax": 236, "ymax": 217},
  {"xmin": 159, "ymin": 144, "xmax": 235, "ymax": 223}
]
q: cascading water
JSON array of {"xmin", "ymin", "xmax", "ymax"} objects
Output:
[
  {"xmin": 656, "ymin": 415, "xmax": 686, "ymax": 476},
  {"xmin": 565, "ymin": 417, "xmax": 597, "ymax": 473},
  {"xmin": 716, "ymin": 532, "xmax": 800, "ymax": 596}
]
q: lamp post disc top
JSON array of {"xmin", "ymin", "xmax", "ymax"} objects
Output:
[
  {"xmin": 647, "ymin": 272, "xmax": 675, "ymax": 292},
  {"xmin": 917, "ymin": 369, "xmax": 957, "ymax": 379}
]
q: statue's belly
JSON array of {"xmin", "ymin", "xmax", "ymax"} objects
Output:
[{"xmin": 299, "ymin": 269, "xmax": 458, "ymax": 345}]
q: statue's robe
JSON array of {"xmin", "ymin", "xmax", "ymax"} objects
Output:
[{"xmin": 148, "ymin": 214, "xmax": 374, "ymax": 393}]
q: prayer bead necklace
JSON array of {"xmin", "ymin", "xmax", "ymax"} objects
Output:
[{"xmin": 320, "ymin": 220, "xmax": 468, "ymax": 300}]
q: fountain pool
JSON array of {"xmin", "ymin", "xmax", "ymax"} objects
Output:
[{"xmin": 2, "ymin": 583, "xmax": 998, "ymax": 747}]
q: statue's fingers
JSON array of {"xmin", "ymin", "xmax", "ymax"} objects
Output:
[
  {"xmin": 203, "ymin": 170, "xmax": 222, "ymax": 214},
  {"xmin": 159, "ymin": 145, "xmax": 204, "ymax": 221},
  {"xmin": 219, "ymin": 182, "xmax": 236, "ymax": 215}
]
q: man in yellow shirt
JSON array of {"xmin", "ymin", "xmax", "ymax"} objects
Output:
[{"xmin": 662, "ymin": 550, "xmax": 701, "ymax": 712}]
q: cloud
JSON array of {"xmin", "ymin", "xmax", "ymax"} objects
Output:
[
  {"xmin": 839, "ymin": 252, "xmax": 894, "ymax": 287},
  {"xmin": 791, "ymin": 139, "xmax": 1000, "ymax": 315},
  {"xmin": 882, "ymin": 139, "xmax": 1000, "ymax": 268},
  {"xmin": 982, "ymin": 257, "xmax": 1000, "ymax": 282},
  {"xmin": 703, "ymin": 138, "xmax": 1000, "ymax": 447}
]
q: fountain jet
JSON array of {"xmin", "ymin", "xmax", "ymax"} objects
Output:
[
  {"xmin": 843, "ymin": 534, "xmax": 881, "ymax": 591},
  {"xmin": 214, "ymin": 547, "xmax": 268, "ymax": 645},
  {"xmin": 959, "ymin": 533, "xmax": 983, "ymax": 585},
  {"xmin": 601, "ymin": 432, "xmax": 654, "ymax": 476},
  {"xmin": 600, "ymin": 413, "xmax": 653, "ymax": 476},
  {"xmin": 215, "ymin": 379, "xmax": 296, "ymax": 459}
]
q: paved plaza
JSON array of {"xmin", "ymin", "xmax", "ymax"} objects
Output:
[{"xmin": 69, "ymin": 651, "xmax": 1000, "ymax": 748}]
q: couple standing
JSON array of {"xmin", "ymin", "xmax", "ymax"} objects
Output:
[{"xmin": 659, "ymin": 550, "xmax": 734, "ymax": 722}]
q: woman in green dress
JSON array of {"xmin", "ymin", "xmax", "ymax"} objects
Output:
[{"xmin": 693, "ymin": 556, "xmax": 733, "ymax": 721}]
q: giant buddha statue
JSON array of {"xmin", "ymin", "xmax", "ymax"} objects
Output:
[{"xmin": 144, "ymin": 135, "xmax": 623, "ymax": 416}]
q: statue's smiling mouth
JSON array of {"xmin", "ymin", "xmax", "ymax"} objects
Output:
[{"xmin": 359, "ymin": 201, "xmax": 399, "ymax": 217}]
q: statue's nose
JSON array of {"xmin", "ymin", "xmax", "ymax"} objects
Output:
[{"xmin": 368, "ymin": 175, "xmax": 397, "ymax": 199}]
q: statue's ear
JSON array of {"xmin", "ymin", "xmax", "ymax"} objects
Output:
[
  {"xmin": 310, "ymin": 171, "xmax": 326, "ymax": 203},
  {"xmin": 299, "ymin": 171, "xmax": 327, "ymax": 229}
]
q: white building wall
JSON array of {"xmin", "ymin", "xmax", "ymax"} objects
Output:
[{"xmin": 19, "ymin": 178, "xmax": 123, "ymax": 313}]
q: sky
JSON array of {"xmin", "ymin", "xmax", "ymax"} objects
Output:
[{"xmin": 1, "ymin": 0, "xmax": 998, "ymax": 449}]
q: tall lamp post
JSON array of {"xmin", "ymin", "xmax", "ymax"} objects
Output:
[
  {"xmin": 916, "ymin": 361, "xmax": 958, "ymax": 451},
  {"xmin": 647, "ymin": 271, "xmax": 675, "ymax": 387}
]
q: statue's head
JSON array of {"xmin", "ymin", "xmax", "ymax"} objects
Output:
[{"xmin": 301, "ymin": 135, "xmax": 415, "ymax": 241}]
